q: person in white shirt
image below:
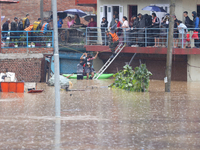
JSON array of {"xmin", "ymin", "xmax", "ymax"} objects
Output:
[
  {"xmin": 177, "ymin": 20, "xmax": 188, "ymax": 48},
  {"xmin": 121, "ymin": 16, "xmax": 130, "ymax": 46}
]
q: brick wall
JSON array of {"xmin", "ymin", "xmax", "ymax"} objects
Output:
[
  {"xmin": 0, "ymin": 58, "xmax": 43, "ymax": 82},
  {"xmin": 1, "ymin": 47, "xmax": 54, "ymax": 54},
  {"xmin": 43, "ymin": 0, "xmax": 94, "ymax": 28},
  {"xmin": 1, "ymin": 0, "xmax": 40, "ymax": 25}
]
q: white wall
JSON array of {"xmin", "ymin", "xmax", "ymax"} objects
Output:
[
  {"xmin": 187, "ymin": 55, "xmax": 200, "ymax": 82},
  {"xmin": 97, "ymin": 0, "xmax": 200, "ymax": 27}
]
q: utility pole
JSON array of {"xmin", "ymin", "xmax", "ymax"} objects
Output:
[
  {"xmin": 165, "ymin": 0, "xmax": 175, "ymax": 92},
  {"xmin": 40, "ymin": 0, "xmax": 44, "ymax": 24},
  {"xmin": 52, "ymin": 0, "xmax": 61, "ymax": 117}
]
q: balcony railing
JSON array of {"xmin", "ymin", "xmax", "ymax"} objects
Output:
[
  {"xmin": 1, "ymin": 30, "xmax": 53, "ymax": 48},
  {"xmin": 86, "ymin": 27, "xmax": 199, "ymax": 49}
]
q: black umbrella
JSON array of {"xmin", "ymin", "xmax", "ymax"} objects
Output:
[
  {"xmin": 57, "ymin": 11, "xmax": 67, "ymax": 19},
  {"xmin": 84, "ymin": 14, "xmax": 97, "ymax": 22}
]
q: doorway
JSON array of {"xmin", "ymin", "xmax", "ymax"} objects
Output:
[
  {"xmin": 197, "ymin": 5, "xmax": 200, "ymax": 17},
  {"xmin": 129, "ymin": 5, "xmax": 138, "ymax": 21}
]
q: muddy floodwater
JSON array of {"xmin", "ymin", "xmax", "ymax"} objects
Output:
[{"xmin": 0, "ymin": 80, "xmax": 200, "ymax": 150}]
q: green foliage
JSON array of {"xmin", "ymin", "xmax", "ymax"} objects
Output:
[{"xmin": 110, "ymin": 64, "xmax": 152, "ymax": 92}]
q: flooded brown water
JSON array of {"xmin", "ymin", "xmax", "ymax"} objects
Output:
[{"xmin": 0, "ymin": 80, "xmax": 200, "ymax": 150}]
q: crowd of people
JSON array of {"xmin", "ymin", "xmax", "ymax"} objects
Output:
[
  {"xmin": 99, "ymin": 11, "xmax": 200, "ymax": 48},
  {"xmin": 1, "ymin": 14, "xmax": 52, "ymax": 45}
]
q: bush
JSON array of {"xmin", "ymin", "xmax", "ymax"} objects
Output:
[{"xmin": 110, "ymin": 64, "xmax": 152, "ymax": 92}]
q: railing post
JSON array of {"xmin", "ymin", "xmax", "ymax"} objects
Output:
[
  {"xmin": 105, "ymin": 28, "xmax": 107, "ymax": 46},
  {"xmin": 52, "ymin": 30, "xmax": 54, "ymax": 49},
  {"xmin": 86, "ymin": 27, "xmax": 88, "ymax": 45},
  {"xmin": 145, "ymin": 28, "xmax": 147, "ymax": 47},
  {"xmin": 124, "ymin": 29, "xmax": 126, "ymax": 44},
  {"xmin": 182, "ymin": 29, "xmax": 184, "ymax": 48},
  {"xmin": 167, "ymin": 28, "xmax": 169, "ymax": 48},
  {"xmin": 26, "ymin": 31, "xmax": 28, "ymax": 48}
]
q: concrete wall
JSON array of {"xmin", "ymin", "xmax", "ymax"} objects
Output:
[
  {"xmin": 97, "ymin": 0, "xmax": 200, "ymax": 27},
  {"xmin": 187, "ymin": 55, "xmax": 200, "ymax": 82}
]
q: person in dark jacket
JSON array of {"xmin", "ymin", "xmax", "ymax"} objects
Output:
[
  {"xmin": 151, "ymin": 13, "xmax": 160, "ymax": 47},
  {"xmin": 101, "ymin": 17, "xmax": 108, "ymax": 45},
  {"xmin": 137, "ymin": 13, "xmax": 145, "ymax": 47},
  {"xmin": 183, "ymin": 11, "xmax": 193, "ymax": 28},
  {"xmin": 130, "ymin": 15, "xmax": 139, "ymax": 46},
  {"xmin": 192, "ymin": 11, "xmax": 200, "ymax": 48},
  {"xmin": 10, "ymin": 17, "xmax": 18, "ymax": 41},
  {"xmin": 2, "ymin": 19, "xmax": 10, "ymax": 41},
  {"xmin": 173, "ymin": 16, "xmax": 179, "ymax": 48},
  {"xmin": 25, "ymin": 14, "xmax": 30, "ymax": 29},
  {"xmin": 18, "ymin": 19, "xmax": 24, "ymax": 36}
]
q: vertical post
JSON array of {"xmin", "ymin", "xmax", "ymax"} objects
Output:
[
  {"xmin": 40, "ymin": 0, "xmax": 44, "ymax": 24},
  {"xmin": 105, "ymin": 28, "xmax": 106, "ymax": 46},
  {"xmin": 52, "ymin": 31, "xmax": 54, "ymax": 48},
  {"xmin": 124, "ymin": 29, "xmax": 126, "ymax": 44},
  {"xmin": 86, "ymin": 27, "xmax": 88, "ymax": 45},
  {"xmin": 145, "ymin": 28, "xmax": 147, "ymax": 47},
  {"xmin": 182, "ymin": 29, "xmax": 184, "ymax": 48},
  {"xmin": 52, "ymin": 0, "xmax": 61, "ymax": 117},
  {"xmin": 26, "ymin": 31, "xmax": 28, "ymax": 47},
  {"xmin": 167, "ymin": 28, "xmax": 169, "ymax": 47},
  {"xmin": 165, "ymin": 0, "xmax": 175, "ymax": 92}
]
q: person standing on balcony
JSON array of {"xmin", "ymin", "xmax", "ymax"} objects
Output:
[
  {"xmin": 24, "ymin": 14, "xmax": 30, "ymax": 29},
  {"xmin": 121, "ymin": 16, "xmax": 130, "ymax": 46},
  {"xmin": 10, "ymin": 17, "xmax": 18, "ymax": 42},
  {"xmin": 106, "ymin": 30, "xmax": 119, "ymax": 59},
  {"xmin": 177, "ymin": 20, "xmax": 188, "ymax": 49},
  {"xmin": 74, "ymin": 14, "xmax": 80, "ymax": 25},
  {"xmin": 57, "ymin": 16, "xmax": 63, "ymax": 28},
  {"xmin": 101, "ymin": 17, "xmax": 108, "ymax": 45},
  {"xmin": 173, "ymin": 16, "xmax": 179, "ymax": 48},
  {"xmin": 87, "ymin": 17, "xmax": 97, "ymax": 45},
  {"xmin": 192, "ymin": 11, "xmax": 200, "ymax": 48},
  {"xmin": 183, "ymin": 11, "xmax": 193, "ymax": 28},
  {"xmin": 130, "ymin": 16, "xmax": 139, "ymax": 46},
  {"xmin": 67, "ymin": 16, "xmax": 74, "ymax": 28},
  {"xmin": 2, "ymin": 19, "xmax": 10, "ymax": 42},
  {"xmin": 32, "ymin": 18, "xmax": 42, "ymax": 42},
  {"xmin": 151, "ymin": 13, "xmax": 160, "ymax": 47},
  {"xmin": 137, "ymin": 13, "xmax": 145, "ymax": 47},
  {"xmin": 109, "ymin": 14, "xmax": 116, "ymax": 28}
]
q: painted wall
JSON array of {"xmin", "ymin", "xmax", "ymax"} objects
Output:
[
  {"xmin": 97, "ymin": 0, "xmax": 200, "ymax": 27},
  {"xmin": 187, "ymin": 55, "xmax": 200, "ymax": 82}
]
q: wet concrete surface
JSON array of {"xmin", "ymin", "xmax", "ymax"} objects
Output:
[{"xmin": 0, "ymin": 80, "xmax": 200, "ymax": 149}]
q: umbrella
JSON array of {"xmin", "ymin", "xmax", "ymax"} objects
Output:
[
  {"xmin": 142, "ymin": 5, "xmax": 167, "ymax": 12},
  {"xmin": 84, "ymin": 14, "xmax": 97, "ymax": 22},
  {"xmin": 1, "ymin": 16, "xmax": 5, "ymax": 22},
  {"xmin": 57, "ymin": 11, "xmax": 67, "ymax": 19},
  {"xmin": 64, "ymin": 9, "xmax": 87, "ymax": 17}
]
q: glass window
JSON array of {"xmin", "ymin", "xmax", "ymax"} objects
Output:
[{"xmin": 108, "ymin": 7, "xmax": 111, "ymax": 12}]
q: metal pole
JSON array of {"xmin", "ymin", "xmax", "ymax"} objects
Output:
[
  {"xmin": 52, "ymin": 0, "xmax": 61, "ymax": 117},
  {"xmin": 165, "ymin": 0, "xmax": 175, "ymax": 92},
  {"xmin": 0, "ymin": 3, "xmax": 2, "ymax": 53},
  {"xmin": 40, "ymin": 0, "xmax": 44, "ymax": 24}
]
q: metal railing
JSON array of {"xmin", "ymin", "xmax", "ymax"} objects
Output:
[
  {"xmin": 86, "ymin": 27, "xmax": 199, "ymax": 49},
  {"xmin": 1, "ymin": 30, "xmax": 54, "ymax": 48}
]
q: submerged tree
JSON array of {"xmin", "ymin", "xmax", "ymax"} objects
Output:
[{"xmin": 110, "ymin": 64, "xmax": 152, "ymax": 92}]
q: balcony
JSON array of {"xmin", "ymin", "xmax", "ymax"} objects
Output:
[
  {"xmin": 85, "ymin": 27, "xmax": 200, "ymax": 55},
  {"xmin": 1, "ymin": 30, "xmax": 54, "ymax": 54}
]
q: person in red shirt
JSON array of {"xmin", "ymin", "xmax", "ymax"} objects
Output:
[{"xmin": 87, "ymin": 17, "xmax": 97, "ymax": 44}]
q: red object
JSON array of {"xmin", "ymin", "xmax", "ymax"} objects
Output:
[
  {"xmin": 192, "ymin": 31, "xmax": 199, "ymax": 40},
  {"xmin": 1, "ymin": 82, "xmax": 24, "ymax": 93},
  {"xmin": 28, "ymin": 89, "xmax": 43, "ymax": 93},
  {"xmin": 75, "ymin": 0, "xmax": 96, "ymax": 6},
  {"xmin": 186, "ymin": 33, "xmax": 190, "ymax": 42}
]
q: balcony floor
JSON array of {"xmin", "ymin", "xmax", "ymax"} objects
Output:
[{"xmin": 85, "ymin": 45, "xmax": 200, "ymax": 55}]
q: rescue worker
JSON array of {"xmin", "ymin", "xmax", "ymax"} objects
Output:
[
  {"xmin": 84, "ymin": 52, "xmax": 99, "ymax": 80},
  {"xmin": 32, "ymin": 18, "xmax": 42, "ymax": 42},
  {"xmin": 41, "ymin": 20, "xmax": 51, "ymax": 45},
  {"xmin": 77, "ymin": 53, "xmax": 87, "ymax": 80},
  {"xmin": 106, "ymin": 30, "xmax": 119, "ymax": 59},
  {"xmin": 23, "ymin": 14, "xmax": 30, "ymax": 29}
]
